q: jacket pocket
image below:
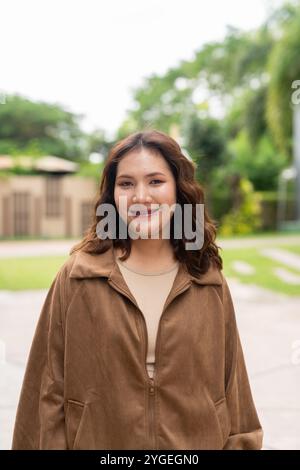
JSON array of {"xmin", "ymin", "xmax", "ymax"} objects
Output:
[
  {"xmin": 214, "ymin": 397, "xmax": 231, "ymax": 447},
  {"xmin": 65, "ymin": 399, "xmax": 85, "ymax": 449}
]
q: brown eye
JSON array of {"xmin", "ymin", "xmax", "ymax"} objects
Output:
[{"xmin": 150, "ymin": 180, "xmax": 163, "ymax": 184}]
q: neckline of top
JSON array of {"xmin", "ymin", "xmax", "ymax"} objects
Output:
[{"xmin": 116, "ymin": 258, "xmax": 180, "ymax": 276}]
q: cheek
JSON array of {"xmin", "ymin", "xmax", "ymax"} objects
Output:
[
  {"xmin": 114, "ymin": 188, "xmax": 128, "ymax": 205},
  {"xmin": 158, "ymin": 183, "xmax": 176, "ymax": 204},
  {"xmin": 114, "ymin": 188, "xmax": 131, "ymax": 217}
]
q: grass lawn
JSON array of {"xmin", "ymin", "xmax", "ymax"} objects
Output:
[
  {"xmin": 218, "ymin": 230, "xmax": 300, "ymax": 239},
  {"xmin": 277, "ymin": 245, "xmax": 300, "ymax": 256},
  {"xmin": 0, "ymin": 241, "xmax": 300, "ymax": 295},
  {"xmin": 221, "ymin": 244, "xmax": 300, "ymax": 296},
  {"xmin": 0, "ymin": 256, "xmax": 68, "ymax": 290}
]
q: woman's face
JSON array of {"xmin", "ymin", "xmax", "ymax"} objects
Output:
[{"xmin": 114, "ymin": 148, "xmax": 177, "ymax": 239}]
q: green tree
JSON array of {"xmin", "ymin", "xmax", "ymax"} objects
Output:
[
  {"xmin": 266, "ymin": 4, "xmax": 300, "ymax": 157},
  {"xmin": 0, "ymin": 94, "xmax": 85, "ymax": 160},
  {"xmin": 227, "ymin": 130, "xmax": 288, "ymax": 191},
  {"xmin": 185, "ymin": 115, "xmax": 226, "ymax": 186}
]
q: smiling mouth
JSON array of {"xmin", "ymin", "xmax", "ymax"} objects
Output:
[{"xmin": 128, "ymin": 207, "xmax": 160, "ymax": 218}]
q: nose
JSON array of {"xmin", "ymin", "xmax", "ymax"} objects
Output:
[{"xmin": 132, "ymin": 183, "xmax": 152, "ymax": 203}]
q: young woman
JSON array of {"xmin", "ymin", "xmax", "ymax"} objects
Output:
[{"xmin": 12, "ymin": 129, "xmax": 263, "ymax": 450}]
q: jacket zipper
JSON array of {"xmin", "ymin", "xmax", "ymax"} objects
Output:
[
  {"xmin": 148, "ymin": 376, "xmax": 155, "ymax": 449},
  {"xmin": 108, "ymin": 277, "xmax": 192, "ymax": 450}
]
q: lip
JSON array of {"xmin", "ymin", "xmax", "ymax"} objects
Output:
[{"xmin": 128, "ymin": 207, "xmax": 160, "ymax": 218}]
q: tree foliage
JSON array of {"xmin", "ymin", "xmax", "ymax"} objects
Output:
[{"xmin": 0, "ymin": 94, "xmax": 85, "ymax": 160}]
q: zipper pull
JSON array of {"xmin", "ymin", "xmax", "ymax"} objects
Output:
[{"xmin": 149, "ymin": 378, "xmax": 155, "ymax": 394}]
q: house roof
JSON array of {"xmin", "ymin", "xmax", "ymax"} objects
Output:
[
  {"xmin": 35, "ymin": 156, "xmax": 78, "ymax": 173},
  {"xmin": 0, "ymin": 155, "xmax": 13, "ymax": 170},
  {"xmin": 0, "ymin": 155, "xmax": 78, "ymax": 174}
]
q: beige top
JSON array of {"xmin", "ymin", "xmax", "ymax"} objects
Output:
[{"xmin": 115, "ymin": 253, "xmax": 179, "ymax": 380}]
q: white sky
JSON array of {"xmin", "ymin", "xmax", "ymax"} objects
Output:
[{"xmin": 0, "ymin": 0, "xmax": 284, "ymax": 138}]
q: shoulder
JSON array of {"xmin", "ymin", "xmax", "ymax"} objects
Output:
[
  {"xmin": 56, "ymin": 252, "xmax": 78, "ymax": 279},
  {"xmin": 51, "ymin": 252, "xmax": 78, "ymax": 288},
  {"xmin": 217, "ymin": 271, "xmax": 237, "ymax": 328},
  {"xmin": 52, "ymin": 247, "xmax": 111, "ymax": 294},
  {"xmin": 50, "ymin": 252, "xmax": 82, "ymax": 306},
  {"xmin": 207, "ymin": 262, "xmax": 232, "ymax": 300},
  {"xmin": 203, "ymin": 262, "xmax": 236, "ymax": 316}
]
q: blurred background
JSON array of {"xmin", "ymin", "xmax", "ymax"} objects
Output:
[{"xmin": 0, "ymin": 0, "xmax": 300, "ymax": 450}]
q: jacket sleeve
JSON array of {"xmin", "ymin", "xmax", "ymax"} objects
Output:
[
  {"xmin": 221, "ymin": 275, "xmax": 263, "ymax": 450},
  {"xmin": 11, "ymin": 264, "xmax": 68, "ymax": 449}
]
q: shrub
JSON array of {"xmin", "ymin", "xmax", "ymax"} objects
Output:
[{"xmin": 219, "ymin": 177, "xmax": 262, "ymax": 235}]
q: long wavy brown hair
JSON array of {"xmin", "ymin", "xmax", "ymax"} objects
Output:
[{"xmin": 70, "ymin": 129, "xmax": 223, "ymax": 277}]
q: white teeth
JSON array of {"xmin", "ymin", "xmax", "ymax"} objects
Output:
[{"xmin": 128, "ymin": 208, "xmax": 159, "ymax": 216}]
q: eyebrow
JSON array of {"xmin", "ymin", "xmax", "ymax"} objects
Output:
[{"xmin": 116, "ymin": 172, "xmax": 166, "ymax": 180}]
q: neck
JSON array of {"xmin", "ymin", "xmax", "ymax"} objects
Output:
[{"xmin": 130, "ymin": 239, "xmax": 175, "ymax": 260}]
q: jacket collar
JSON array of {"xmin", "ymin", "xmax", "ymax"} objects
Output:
[{"xmin": 69, "ymin": 245, "xmax": 222, "ymax": 287}]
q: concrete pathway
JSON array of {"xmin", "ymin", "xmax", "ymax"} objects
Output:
[
  {"xmin": 0, "ymin": 239, "xmax": 80, "ymax": 258},
  {"xmin": 231, "ymin": 260, "xmax": 255, "ymax": 275},
  {"xmin": 226, "ymin": 279, "xmax": 300, "ymax": 450},
  {"xmin": 218, "ymin": 234, "xmax": 300, "ymax": 249},
  {"xmin": 0, "ymin": 234, "xmax": 299, "ymax": 258},
  {"xmin": 0, "ymin": 290, "xmax": 49, "ymax": 449},
  {"xmin": 260, "ymin": 248, "xmax": 300, "ymax": 271},
  {"xmin": 273, "ymin": 267, "xmax": 300, "ymax": 285}
]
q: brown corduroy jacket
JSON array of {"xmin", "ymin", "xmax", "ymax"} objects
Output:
[{"xmin": 12, "ymin": 245, "xmax": 263, "ymax": 450}]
